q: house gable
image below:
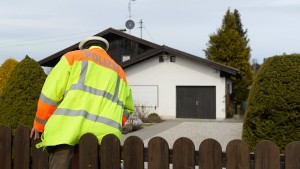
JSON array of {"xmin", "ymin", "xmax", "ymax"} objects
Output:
[
  {"xmin": 120, "ymin": 45, "xmax": 239, "ymax": 78},
  {"xmin": 38, "ymin": 27, "xmax": 239, "ymax": 77},
  {"xmin": 38, "ymin": 27, "xmax": 160, "ymax": 67},
  {"xmin": 102, "ymin": 32, "xmax": 159, "ymax": 64}
]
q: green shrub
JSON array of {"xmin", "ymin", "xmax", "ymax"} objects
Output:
[
  {"xmin": 146, "ymin": 113, "xmax": 162, "ymax": 123},
  {"xmin": 242, "ymin": 54, "xmax": 300, "ymax": 152},
  {"xmin": 0, "ymin": 56, "xmax": 46, "ymax": 131},
  {"xmin": 0, "ymin": 58, "xmax": 18, "ymax": 95}
]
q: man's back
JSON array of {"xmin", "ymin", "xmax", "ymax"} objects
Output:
[
  {"xmin": 31, "ymin": 36, "xmax": 134, "ymax": 169},
  {"xmin": 36, "ymin": 46, "xmax": 133, "ymax": 148}
]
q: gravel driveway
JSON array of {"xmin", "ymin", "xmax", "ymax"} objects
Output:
[{"xmin": 122, "ymin": 118, "xmax": 244, "ymax": 151}]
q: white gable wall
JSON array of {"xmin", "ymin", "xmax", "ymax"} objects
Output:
[{"xmin": 125, "ymin": 55, "xmax": 227, "ymax": 120}]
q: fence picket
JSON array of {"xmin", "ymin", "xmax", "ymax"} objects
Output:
[
  {"xmin": 285, "ymin": 141, "xmax": 300, "ymax": 169},
  {"xmin": 0, "ymin": 125, "xmax": 300, "ymax": 168},
  {"xmin": 148, "ymin": 137, "xmax": 169, "ymax": 169},
  {"xmin": 78, "ymin": 133, "xmax": 98, "ymax": 169},
  {"xmin": 226, "ymin": 139, "xmax": 250, "ymax": 169},
  {"xmin": 31, "ymin": 139, "xmax": 49, "ymax": 169},
  {"xmin": 255, "ymin": 140, "xmax": 280, "ymax": 169},
  {"xmin": 13, "ymin": 125, "xmax": 30, "ymax": 169},
  {"xmin": 199, "ymin": 138, "xmax": 222, "ymax": 169},
  {"xmin": 100, "ymin": 134, "xmax": 121, "ymax": 169},
  {"xmin": 123, "ymin": 136, "xmax": 144, "ymax": 169},
  {"xmin": 173, "ymin": 137, "xmax": 195, "ymax": 169},
  {"xmin": 0, "ymin": 125, "xmax": 12, "ymax": 169}
]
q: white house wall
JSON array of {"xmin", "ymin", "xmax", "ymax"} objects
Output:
[{"xmin": 125, "ymin": 55, "xmax": 226, "ymax": 120}]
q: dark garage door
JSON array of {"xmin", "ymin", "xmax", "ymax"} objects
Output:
[{"xmin": 176, "ymin": 86, "xmax": 216, "ymax": 119}]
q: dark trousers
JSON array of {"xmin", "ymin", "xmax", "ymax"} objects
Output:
[{"xmin": 48, "ymin": 144, "xmax": 74, "ymax": 169}]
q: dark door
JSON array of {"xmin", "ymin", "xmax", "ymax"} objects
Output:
[{"xmin": 176, "ymin": 86, "xmax": 216, "ymax": 119}]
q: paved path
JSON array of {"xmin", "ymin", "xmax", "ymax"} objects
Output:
[{"xmin": 122, "ymin": 118, "xmax": 243, "ymax": 150}]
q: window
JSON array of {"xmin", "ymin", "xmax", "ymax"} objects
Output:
[
  {"xmin": 226, "ymin": 78, "xmax": 232, "ymax": 94},
  {"xmin": 122, "ymin": 55, "xmax": 131, "ymax": 62},
  {"xmin": 130, "ymin": 85, "xmax": 158, "ymax": 107},
  {"xmin": 170, "ymin": 56, "xmax": 176, "ymax": 62}
]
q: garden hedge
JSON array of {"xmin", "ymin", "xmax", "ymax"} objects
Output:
[
  {"xmin": 242, "ymin": 54, "xmax": 300, "ymax": 152},
  {"xmin": 0, "ymin": 56, "xmax": 46, "ymax": 131},
  {"xmin": 0, "ymin": 58, "xmax": 18, "ymax": 95}
]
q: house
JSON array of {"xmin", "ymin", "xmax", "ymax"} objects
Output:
[{"xmin": 39, "ymin": 28, "xmax": 239, "ymax": 120}]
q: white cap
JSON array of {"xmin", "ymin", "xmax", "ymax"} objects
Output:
[{"xmin": 78, "ymin": 36, "xmax": 109, "ymax": 51}]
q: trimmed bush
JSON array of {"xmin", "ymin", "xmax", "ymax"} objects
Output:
[
  {"xmin": 242, "ymin": 54, "xmax": 300, "ymax": 152},
  {"xmin": 0, "ymin": 58, "xmax": 18, "ymax": 95},
  {"xmin": 0, "ymin": 56, "xmax": 46, "ymax": 131},
  {"xmin": 146, "ymin": 113, "xmax": 162, "ymax": 123}
]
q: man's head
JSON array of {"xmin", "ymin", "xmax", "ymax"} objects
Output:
[{"xmin": 78, "ymin": 36, "xmax": 109, "ymax": 51}]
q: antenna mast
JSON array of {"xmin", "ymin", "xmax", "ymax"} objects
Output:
[
  {"xmin": 128, "ymin": 0, "xmax": 133, "ymax": 20},
  {"xmin": 126, "ymin": 0, "xmax": 135, "ymax": 34},
  {"xmin": 139, "ymin": 19, "xmax": 143, "ymax": 38}
]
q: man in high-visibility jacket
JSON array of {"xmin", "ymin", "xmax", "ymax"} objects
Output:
[{"xmin": 30, "ymin": 36, "xmax": 134, "ymax": 169}]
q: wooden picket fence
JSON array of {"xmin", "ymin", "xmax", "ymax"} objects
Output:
[{"xmin": 1, "ymin": 125, "xmax": 300, "ymax": 169}]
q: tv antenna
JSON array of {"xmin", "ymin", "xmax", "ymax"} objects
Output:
[
  {"xmin": 139, "ymin": 19, "xmax": 143, "ymax": 38},
  {"xmin": 125, "ymin": 0, "xmax": 136, "ymax": 34}
]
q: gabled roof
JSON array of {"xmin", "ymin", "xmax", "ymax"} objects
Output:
[
  {"xmin": 38, "ymin": 27, "xmax": 239, "ymax": 77},
  {"xmin": 38, "ymin": 28, "xmax": 160, "ymax": 67},
  {"xmin": 120, "ymin": 45, "xmax": 239, "ymax": 76}
]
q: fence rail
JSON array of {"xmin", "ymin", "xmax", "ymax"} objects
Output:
[{"xmin": 1, "ymin": 125, "xmax": 300, "ymax": 169}]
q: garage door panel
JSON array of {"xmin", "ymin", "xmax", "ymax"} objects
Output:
[
  {"xmin": 176, "ymin": 86, "xmax": 216, "ymax": 119},
  {"xmin": 177, "ymin": 87, "xmax": 196, "ymax": 118}
]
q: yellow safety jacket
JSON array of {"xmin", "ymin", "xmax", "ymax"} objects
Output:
[{"xmin": 34, "ymin": 46, "xmax": 134, "ymax": 148}]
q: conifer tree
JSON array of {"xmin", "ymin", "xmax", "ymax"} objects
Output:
[
  {"xmin": 234, "ymin": 9, "xmax": 249, "ymax": 43},
  {"xmin": 0, "ymin": 58, "xmax": 18, "ymax": 95},
  {"xmin": 0, "ymin": 56, "xmax": 46, "ymax": 130},
  {"xmin": 204, "ymin": 9, "xmax": 253, "ymax": 104}
]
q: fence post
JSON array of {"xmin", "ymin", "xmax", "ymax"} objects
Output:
[
  {"xmin": 0, "ymin": 125, "xmax": 12, "ymax": 169},
  {"xmin": 123, "ymin": 136, "xmax": 144, "ymax": 169},
  {"xmin": 173, "ymin": 137, "xmax": 195, "ymax": 169},
  {"xmin": 31, "ymin": 139, "xmax": 49, "ymax": 169},
  {"xmin": 78, "ymin": 133, "xmax": 99, "ymax": 169},
  {"xmin": 199, "ymin": 138, "xmax": 222, "ymax": 169},
  {"xmin": 255, "ymin": 140, "xmax": 280, "ymax": 169},
  {"xmin": 13, "ymin": 125, "xmax": 30, "ymax": 169},
  {"xmin": 148, "ymin": 137, "xmax": 169, "ymax": 169},
  {"xmin": 100, "ymin": 134, "xmax": 120, "ymax": 169},
  {"xmin": 285, "ymin": 141, "xmax": 300, "ymax": 169},
  {"xmin": 226, "ymin": 139, "xmax": 250, "ymax": 169}
]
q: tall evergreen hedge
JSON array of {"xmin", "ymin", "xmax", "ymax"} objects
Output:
[
  {"xmin": 0, "ymin": 58, "xmax": 18, "ymax": 95},
  {"xmin": 0, "ymin": 56, "xmax": 46, "ymax": 130},
  {"xmin": 242, "ymin": 54, "xmax": 300, "ymax": 152}
]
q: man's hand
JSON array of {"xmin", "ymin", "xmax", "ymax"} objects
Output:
[{"xmin": 30, "ymin": 127, "xmax": 40, "ymax": 140}]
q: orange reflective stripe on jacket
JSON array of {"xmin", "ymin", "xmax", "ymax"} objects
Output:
[
  {"xmin": 34, "ymin": 99, "xmax": 58, "ymax": 132},
  {"xmin": 122, "ymin": 117, "xmax": 127, "ymax": 127},
  {"xmin": 65, "ymin": 48, "xmax": 127, "ymax": 83}
]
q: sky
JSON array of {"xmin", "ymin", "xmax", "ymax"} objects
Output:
[{"xmin": 1, "ymin": 0, "xmax": 300, "ymax": 65}]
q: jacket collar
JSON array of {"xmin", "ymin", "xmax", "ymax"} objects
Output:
[{"xmin": 89, "ymin": 46, "xmax": 105, "ymax": 51}]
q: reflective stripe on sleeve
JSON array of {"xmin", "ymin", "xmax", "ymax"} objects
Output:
[
  {"xmin": 54, "ymin": 108, "xmax": 122, "ymax": 132},
  {"xmin": 35, "ymin": 116, "xmax": 47, "ymax": 125},
  {"xmin": 122, "ymin": 110, "xmax": 131, "ymax": 127},
  {"xmin": 123, "ymin": 110, "xmax": 130, "ymax": 119},
  {"xmin": 39, "ymin": 93, "xmax": 59, "ymax": 106}
]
